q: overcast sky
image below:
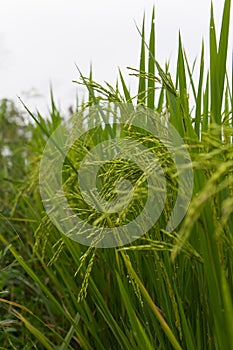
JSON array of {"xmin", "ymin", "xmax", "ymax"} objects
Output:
[{"xmin": 0, "ymin": 0, "xmax": 231, "ymax": 114}]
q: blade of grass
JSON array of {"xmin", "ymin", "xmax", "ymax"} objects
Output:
[
  {"xmin": 122, "ymin": 253, "xmax": 183, "ymax": 350},
  {"xmin": 209, "ymin": 2, "xmax": 218, "ymax": 124},
  {"xmin": 118, "ymin": 68, "xmax": 132, "ymax": 103},
  {"xmin": 147, "ymin": 7, "xmax": 155, "ymax": 110},
  {"xmin": 137, "ymin": 14, "xmax": 146, "ymax": 105},
  {"xmin": 195, "ymin": 41, "xmax": 205, "ymax": 138}
]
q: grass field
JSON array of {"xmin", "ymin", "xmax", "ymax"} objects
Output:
[{"xmin": 0, "ymin": 1, "xmax": 232, "ymax": 349}]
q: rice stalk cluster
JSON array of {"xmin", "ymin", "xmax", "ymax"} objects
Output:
[{"xmin": 0, "ymin": 1, "xmax": 232, "ymax": 349}]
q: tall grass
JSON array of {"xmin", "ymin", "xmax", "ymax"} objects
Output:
[{"xmin": 0, "ymin": 0, "xmax": 232, "ymax": 349}]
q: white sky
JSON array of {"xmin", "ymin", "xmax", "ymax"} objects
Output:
[{"xmin": 0, "ymin": 0, "xmax": 231, "ymax": 114}]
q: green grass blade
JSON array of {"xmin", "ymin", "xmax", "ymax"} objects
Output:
[
  {"xmin": 195, "ymin": 41, "xmax": 205, "ymax": 138},
  {"xmin": 217, "ymin": 0, "xmax": 231, "ymax": 113},
  {"xmin": 118, "ymin": 68, "xmax": 132, "ymax": 103},
  {"xmin": 209, "ymin": 2, "xmax": 218, "ymax": 123},
  {"xmin": 202, "ymin": 73, "xmax": 209, "ymax": 132},
  {"xmin": 89, "ymin": 278, "xmax": 132, "ymax": 350},
  {"xmin": 0, "ymin": 233, "xmax": 70, "ymax": 321},
  {"xmin": 116, "ymin": 273, "xmax": 154, "ymax": 350},
  {"xmin": 177, "ymin": 33, "xmax": 189, "ymax": 118},
  {"xmin": 122, "ymin": 254, "xmax": 183, "ymax": 350},
  {"xmin": 183, "ymin": 51, "xmax": 197, "ymax": 102},
  {"xmin": 147, "ymin": 7, "xmax": 155, "ymax": 110},
  {"xmin": 137, "ymin": 14, "xmax": 146, "ymax": 105},
  {"xmin": 59, "ymin": 312, "xmax": 80, "ymax": 350},
  {"xmin": 13, "ymin": 310, "xmax": 54, "ymax": 350},
  {"xmin": 157, "ymin": 85, "xmax": 164, "ymax": 113}
]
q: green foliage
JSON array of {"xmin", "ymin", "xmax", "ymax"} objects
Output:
[{"xmin": 0, "ymin": 0, "xmax": 232, "ymax": 349}]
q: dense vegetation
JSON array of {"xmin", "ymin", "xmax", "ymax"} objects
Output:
[{"xmin": 0, "ymin": 1, "xmax": 232, "ymax": 349}]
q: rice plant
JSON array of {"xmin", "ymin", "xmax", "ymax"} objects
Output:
[{"xmin": 0, "ymin": 0, "xmax": 232, "ymax": 349}]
